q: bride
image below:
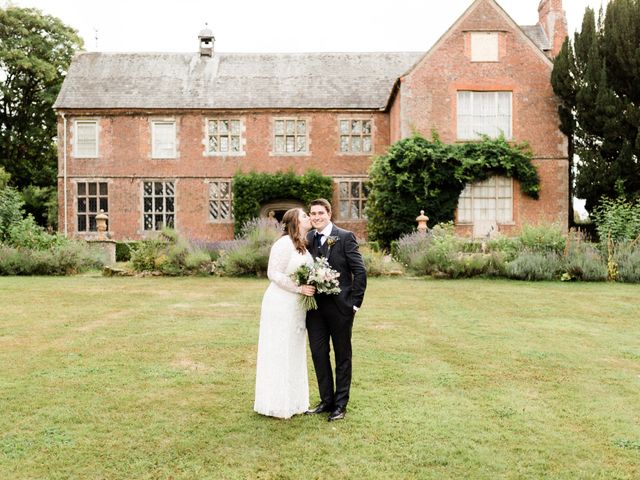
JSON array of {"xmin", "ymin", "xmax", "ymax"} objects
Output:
[{"xmin": 254, "ymin": 208, "xmax": 315, "ymax": 419}]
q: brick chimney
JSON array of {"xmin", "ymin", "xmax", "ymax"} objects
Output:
[
  {"xmin": 198, "ymin": 25, "xmax": 215, "ymax": 57},
  {"xmin": 538, "ymin": 0, "xmax": 568, "ymax": 58}
]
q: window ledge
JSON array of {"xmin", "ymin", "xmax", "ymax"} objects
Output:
[
  {"xmin": 269, "ymin": 152, "xmax": 311, "ymax": 157},
  {"xmin": 205, "ymin": 152, "xmax": 246, "ymax": 157}
]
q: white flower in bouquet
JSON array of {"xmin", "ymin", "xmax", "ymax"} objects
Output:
[{"xmin": 291, "ymin": 257, "xmax": 341, "ymax": 311}]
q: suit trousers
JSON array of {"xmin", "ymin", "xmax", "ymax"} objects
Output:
[{"xmin": 306, "ymin": 299, "xmax": 354, "ymax": 409}]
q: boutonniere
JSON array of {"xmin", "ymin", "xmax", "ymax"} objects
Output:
[{"xmin": 326, "ymin": 236, "xmax": 339, "ymax": 248}]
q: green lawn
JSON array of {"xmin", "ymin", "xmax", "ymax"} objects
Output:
[{"xmin": 1, "ymin": 276, "xmax": 639, "ymax": 479}]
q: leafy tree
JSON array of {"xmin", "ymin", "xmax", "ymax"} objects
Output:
[
  {"xmin": 366, "ymin": 134, "xmax": 539, "ymax": 248},
  {"xmin": 591, "ymin": 196, "xmax": 640, "ymax": 243},
  {"xmin": 0, "ymin": 6, "xmax": 83, "ymax": 225},
  {"xmin": 0, "ymin": 178, "xmax": 24, "ymax": 243},
  {"xmin": 551, "ymin": 0, "xmax": 640, "ymax": 213},
  {"xmin": 0, "ymin": 165, "xmax": 9, "ymax": 189}
]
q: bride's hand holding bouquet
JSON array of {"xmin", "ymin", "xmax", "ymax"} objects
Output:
[{"xmin": 291, "ymin": 257, "xmax": 341, "ymax": 311}]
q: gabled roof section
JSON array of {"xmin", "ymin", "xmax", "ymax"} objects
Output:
[
  {"xmin": 521, "ymin": 24, "xmax": 552, "ymax": 52},
  {"xmin": 54, "ymin": 51, "xmax": 423, "ymax": 110},
  {"xmin": 400, "ymin": 0, "xmax": 554, "ymax": 79}
]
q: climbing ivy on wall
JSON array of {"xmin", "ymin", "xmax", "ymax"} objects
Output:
[
  {"xmin": 366, "ymin": 133, "xmax": 540, "ymax": 248},
  {"xmin": 232, "ymin": 170, "xmax": 334, "ymax": 234}
]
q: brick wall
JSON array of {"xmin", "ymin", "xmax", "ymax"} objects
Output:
[{"xmin": 57, "ymin": 110, "xmax": 385, "ymax": 241}]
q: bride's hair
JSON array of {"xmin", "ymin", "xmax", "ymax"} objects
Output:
[{"xmin": 281, "ymin": 208, "xmax": 308, "ymax": 254}]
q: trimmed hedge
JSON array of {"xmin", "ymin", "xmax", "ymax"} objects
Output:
[{"xmin": 232, "ymin": 170, "xmax": 333, "ymax": 235}]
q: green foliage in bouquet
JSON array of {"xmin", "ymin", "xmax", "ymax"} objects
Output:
[{"xmin": 290, "ymin": 257, "xmax": 341, "ymax": 311}]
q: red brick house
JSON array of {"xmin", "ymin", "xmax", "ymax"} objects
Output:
[{"xmin": 55, "ymin": 0, "xmax": 568, "ymax": 242}]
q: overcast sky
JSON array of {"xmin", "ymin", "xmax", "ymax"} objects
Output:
[{"xmin": 6, "ymin": 0, "xmax": 608, "ymax": 53}]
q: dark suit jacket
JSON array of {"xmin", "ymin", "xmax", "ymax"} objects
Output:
[{"xmin": 307, "ymin": 225, "xmax": 367, "ymax": 316}]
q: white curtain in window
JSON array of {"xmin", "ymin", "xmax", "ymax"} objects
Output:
[
  {"xmin": 76, "ymin": 121, "xmax": 97, "ymax": 157},
  {"xmin": 457, "ymin": 91, "xmax": 512, "ymax": 140},
  {"xmin": 457, "ymin": 176, "xmax": 512, "ymax": 223},
  {"xmin": 153, "ymin": 122, "xmax": 176, "ymax": 158}
]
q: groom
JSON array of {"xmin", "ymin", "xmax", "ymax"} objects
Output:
[{"xmin": 305, "ymin": 198, "xmax": 367, "ymax": 421}]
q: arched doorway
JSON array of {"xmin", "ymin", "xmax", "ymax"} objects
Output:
[{"xmin": 259, "ymin": 199, "xmax": 305, "ymax": 222}]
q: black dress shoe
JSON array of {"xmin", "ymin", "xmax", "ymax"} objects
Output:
[
  {"xmin": 327, "ymin": 406, "xmax": 346, "ymax": 422},
  {"xmin": 305, "ymin": 402, "xmax": 333, "ymax": 415}
]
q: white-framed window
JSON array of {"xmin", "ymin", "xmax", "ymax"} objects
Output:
[
  {"xmin": 208, "ymin": 179, "xmax": 232, "ymax": 222},
  {"xmin": 471, "ymin": 32, "xmax": 499, "ymax": 62},
  {"xmin": 151, "ymin": 121, "xmax": 176, "ymax": 158},
  {"xmin": 76, "ymin": 181, "xmax": 108, "ymax": 232},
  {"xmin": 336, "ymin": 178, "xmax": 369, "ymax": 220},
  {"xmin": 339, "ymin": 119, "xmax": 373, "ymax": 154},
  {"xmin": 457, "ymin": 91, "xmax": 512, "ymax": 140},
  {"xmin": 206, "ymin": 119, "xmax": 243, "ymax": 155},
  {"xmin": 143, "ymin": 181, "xmax": 175, "ymax": 231},
  {"xmin": 74, "ymin": 120, "xmax": 98, "ymax": 158},
  {"xmin": 457, "ymin": 176, "xmax": 513, "ymax": 224},
  {"xmin": 273, "ymin": 118, "xmax": 307, "ymax": 154}
]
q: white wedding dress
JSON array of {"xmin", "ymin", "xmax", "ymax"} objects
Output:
[{"xmin": 254, "ymin": 235, "xmax": 312, "ymax": 418}]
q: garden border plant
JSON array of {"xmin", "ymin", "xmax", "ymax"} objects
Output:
[{"xmin": 231, "ymin": 170, "xmax": 333, "ymax": 235}]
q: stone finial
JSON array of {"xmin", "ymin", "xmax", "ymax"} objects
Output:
[
  {"xmin": 96, "ymin": 209, "xmax": 108, "ymax": 240},
  {"xmin": 416, "ymin": 210, "xmax": 429, "ymax": 233}
]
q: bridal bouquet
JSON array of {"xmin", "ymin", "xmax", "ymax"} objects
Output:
[{"xmin": 291, "ymin": 257, "xmax": 341, "ymax": 311}]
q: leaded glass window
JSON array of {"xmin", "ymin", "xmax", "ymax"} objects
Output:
[
  {"xmin": 143, "ymin": 181, "xmax": 175, "ymax": 230},
  {"xmin": 274, "ymin": 119, "xmax": 307, "ymax": 154},
  {"xmin": 340, "ymin": 119, "xmax": 372, "ymax": 153},
  {"xmin": 457, "ymin": 176, "xmax": 512, "ymax": 223},
  {"xmin": 208, "ymin": 180, "xmax": 232, "ymax": 222},
  {"xmin": 207, "ymin": 119, "xmax": 242, "ymax": 154},
  {"xmin": 337, "ymin": 178, "xmax": 369, "ymax": 220}
]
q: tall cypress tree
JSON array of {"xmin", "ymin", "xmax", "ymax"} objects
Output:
[{"xmin": 552, "ymin": 0, "xmax": 640, "ymax": 213}]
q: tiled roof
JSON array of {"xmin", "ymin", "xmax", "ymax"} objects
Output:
[
  {"xmin": 54, "ymin": 52, "xmax": 423, "ymax": 110},
  {"xmin": 520, "ymin": 25, "xmax": 552, "ymax": 52},
  {"xmin": 55, "ymin": 19, "xmax": 552, "ymax": 111}
]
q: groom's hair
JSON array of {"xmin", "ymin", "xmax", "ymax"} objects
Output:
[{"xmin": 310, "ymin": 198, "xmax": 331, "ymax": 214}]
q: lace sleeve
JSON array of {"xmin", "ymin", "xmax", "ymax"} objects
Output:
[{"xmin": 267, "ymin": 237, "xmax": 302, "ymax": 294}]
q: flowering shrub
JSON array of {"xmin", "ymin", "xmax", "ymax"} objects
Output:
[
  {"xmin": 0, "ymin": 242, "xmax": 105, "ymax": 275},
  {"xmin": 505, "ymin": 252, "xmax": 563, "ymax": 281},
  {"xmin": 215, "ymin": 218, "xmax": 281, "ymax": 277},
  {"xmin": 129, "ymin": 229, "xmax": 211, "ymax": 275}
]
